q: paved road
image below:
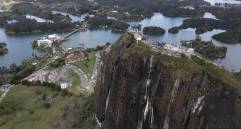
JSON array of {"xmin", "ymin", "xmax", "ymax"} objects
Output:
[
  {"xmin": 90, "ymin": 52, "xmax": 102, "ymax": 85},
  {"xmin": 24, "ymin": 51, "xmax": 103, "ymax": 90},
  {"xmin": 66, "ymin": 64, "xmax": 91, "ymax": 87},
  {"xmin": 0, "ymin": 85, "xmax": 13, "ymax": 103}
]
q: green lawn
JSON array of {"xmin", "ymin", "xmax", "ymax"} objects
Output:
[
  {"xmin": 74, "ymin": 52, "xmax": 96, "ymax": 78},
  {"xmin": 69, "ymin": 69, "xmax": 81, "ymax": 87},
  {"xmin": 68, "ymin": 69, "xmax": 85, "ymax": 96},
  {"xmin": 0, "ymin": 85, "xmax": 78, "ymax": 129}
]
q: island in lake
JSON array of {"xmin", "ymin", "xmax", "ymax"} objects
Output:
[
  {"xmin": 182, "ymin": 38, "xmax": 227, "ymax": 60},
  {"xmin": 143, "ymin": 26, "xmax": 165, "ymax": 36},
  {"xmin": 0, "ymin": 42, "xmax": 8, "ymax": 56}
]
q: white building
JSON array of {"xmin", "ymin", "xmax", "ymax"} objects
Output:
[
  {"xmin": 186, "ymin": 48, "xmax": 195, "ymax": 55},
  {"xmin": 164, "ymin": 44, "xmax": 184, "ymax": 53},
  {"xmin": 180, "ymin": 6, "xmax": 195, "ymax": 10},
  {"xmin": 133, "ymin": 32, "xmax": 142, "ymax": 41},
  {"xmin": 48, "ymin": 34, "xmax": 62, "ymax": 42},
  {"xmin": 60, "ymin": 82, "xmax": 68, "ymax": 89},
  {"xmin": 111, "ymin": 10, "xmax": 118, "ymax": 13},
  {"xmin": 37, "ymin": 39, "xmax": 53, "ymax": 47}
]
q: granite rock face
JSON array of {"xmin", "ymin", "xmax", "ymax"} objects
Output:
[{"xmin": 94, "ymin": 33, "xmax": 241, "ymax": 129}]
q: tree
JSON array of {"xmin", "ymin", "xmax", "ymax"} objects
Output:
[{"xmin": 10, "ymin": 63, "xmax": 17, "ymax": 73}]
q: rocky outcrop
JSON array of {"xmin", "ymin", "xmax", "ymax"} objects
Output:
[{"xmin": 94, "ymin": 33, "xmax": 241, "ymax": 129}]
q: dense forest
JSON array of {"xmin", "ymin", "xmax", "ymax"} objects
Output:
[
  {"xmin": 143, "ymin": 26, "xmax": 165, "ymax": 35},
  {"xmin": 169, "ymin": 18, "xmax": 241, "ymax": 43},
  {"xmin": 182, "ymin": 39, "xmax": 227, "ymax": 59},
  {"xmin": 88, "ymin": 15, "xmax": 129, "ymax": 32},
  {"xmin": 5, "ymin": 19, "xmax": 75, "ymax": 34}
]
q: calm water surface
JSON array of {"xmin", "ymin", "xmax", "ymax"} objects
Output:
[
  {"xmin": 62, "ymin": 30, "xmax": 121, "ymax": 48},
  {"xmin": 0, "ymin": 12, "xmax": 241, "ymax": 72},
  {"xmin": 129, "ymin": 13, "xmax": 241, "ymax": 72},
  {"xmin": 0, "ymin": 28, "xmax": 46, "ymax": 66},
  {"xmin": 0, "ymin": 28, "xmax": 121, "ymax": 66}
]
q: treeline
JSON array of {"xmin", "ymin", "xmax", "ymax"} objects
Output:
[
  {"xmin": 213, "ymin": 32, "xmax": 241, "ymax": 44},
  {"xmin": 21, "ymin": 80, "xmax": 61, "ymax": 90},
  {"xmin": 160, "ymin": 6, "xmax": 204, "ymax": 17},
  {"xmin": 0, "ymin": 12, "xmax": 19, "ymax": 27},
  {"xmin": 0, "ymin": 60, "xmax": 40, "ymax": 85},
  {"xmin": 168, "ymin": 18, "xmax": 241, "ymax": 43},
  {"xmin": 96, "ymin": 0, "xmax": 155, "ymax": 17},
  {"xmin": 49, "ymin": 58, "xmax": 66, "ymax": 69},
  {"xmin": 0, "ymin": 63, "xmax": 18, "ymax": 85},
  {"xmin": 20, "ymin": 80, "xmax": 73, "ymax": 97},
  {"xmin": 12, "ymin": 2, "xmax": 44, "ymax": 16},
  {"xmin": 97, "ymin": 0, "xmax": 205, "ymax": 17},
  {"xmin": 204, "ymin": 6, "xmax": 241, "ymax": 20},
  {"xmin": 5, "ymin": 19, "xmax": 75, "ymax": 34},
  {"xmin": 10, "ymin": 60, "xmax": 36, "ymax": 84},
  {"xmin": 88, "ymin": 15, "xmax": 129, "ymax": 32},
  {"xmin": 12, "ymin": 1, "xmax": 93, "ymax": 20},
  {"xmin": 169, "ymin": 18, "xmax": 241, "ymax": 34},
  {"xmin": 85, "ymin": 42, "xmax": 111, "ymax": 53},
  {"xmin": 182, "ymin": 39, "xmax": 227, "ymax": 59},
  {"xmin": 169, "ymin": 18, "xmax": 224, "ymax": 34}
]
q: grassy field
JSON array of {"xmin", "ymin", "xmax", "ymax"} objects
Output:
[
  {"xmin": 0, "ymin": 85, "xmax": 81, "ymax": 129},
  {"xmin": 69, "ymin": 69, "xmax": 81, "ymax": 87},
  {"xmin": 67, "ymin": 69, "xmax": 85, "ymax": 96},
  {"xmin": 74, "ymin": 52, "xmax": 96, "ymax": 78}
]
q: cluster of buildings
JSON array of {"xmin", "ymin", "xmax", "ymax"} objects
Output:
[
  {"xmin": 132, "ymin": 32, "xmax": 195, "ymax": 56},
  {"xmin": 179, "ymin": 6, "xmax": 195, "ymax": 10},
  {"xmin": 131, "ymin": 32, "xmax": 223, "ymax": 68},
  {"xmin": 214, "ymin": 3, "xmax": 241, "ymax": 8},
  {"xmin": 66, "ymin": 47, "xmax": 88, "ymax": 64},
  {"xmin": 162, "ymin": 44, "xmax": 195, "ymax": 56},
  {"xmin": 37, "ymin": 34, "xmax": 62, "ymax": 47}
]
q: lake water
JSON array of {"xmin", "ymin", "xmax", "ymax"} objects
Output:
[
  {"xmin": 0, "ymin": 28, "xmax": 45, "ymax": 66},
  {"xmin": 0, "ymin": 28, "xmax": 121, "ymax": 66},
  {"xmin": 0, "ymin": 12, "xmax": 241, "ymax": 72},
  {"xmin": 62, "ymin": 30, "xmax": 121, "ymax": 48},
  {"xmin": 203, "ymin": 12, "xmax": 218, "ymax": 19},
  {"xmin": 204, "ymin": 0, "xmax": 241, "ymax": 5},
  {"xmin": 129, "ymin": 13, "xmax": 241, "ymax": 72}
]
